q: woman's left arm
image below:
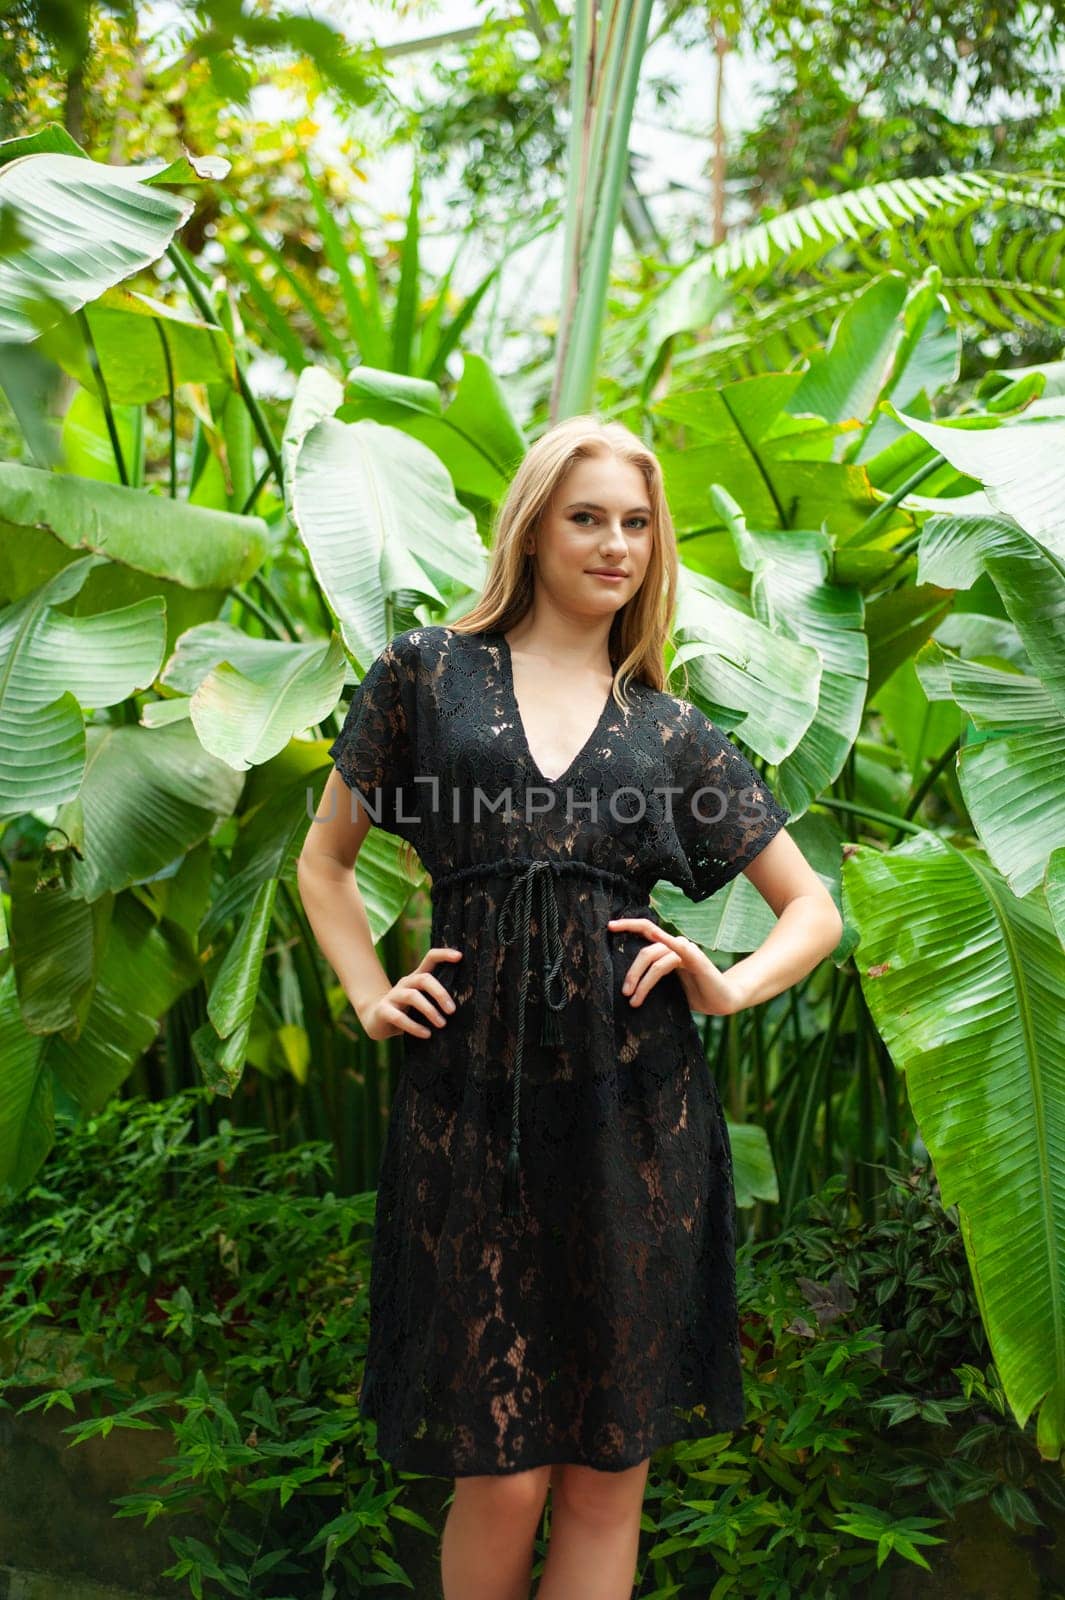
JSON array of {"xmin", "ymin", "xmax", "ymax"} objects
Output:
[
  {"xmin": 608, "ymin": 829, "xmax": 842, "ymax": 1016},
  {"xmin": 709, "ymin": 828, "xmax": 843, "ymax": 1012}
]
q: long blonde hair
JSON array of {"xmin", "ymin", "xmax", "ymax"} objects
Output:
[{"xmin": 452, "ymin": 413, "xmax": 681, "ymax": 709}]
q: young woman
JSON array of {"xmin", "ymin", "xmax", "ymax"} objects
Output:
[{"xmin": 298, "ymin": 415, "xmax": 842, "ymax": 1600}]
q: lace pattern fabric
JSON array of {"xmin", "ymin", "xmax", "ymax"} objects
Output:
[{"xmin": 326, "ymin": 624, "xmax": 790, "ymax": 1476}]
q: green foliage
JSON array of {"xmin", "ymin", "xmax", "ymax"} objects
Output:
[
  {"xmin": 637, "ymin": 1162, "xmax": 1065, "ymax": 1596},
  {"xmin": 0, "ymin": 1088, "xmax": 438, "ymax": 1596},
  {"xmin": 3, "ymin": 1097, "xmax": 1062, "ymax": 1597},
  {"xmin": 732, "ymin": 0, "xmax": 1065, "ymax": 206},
  {"xmin": 5, "ymin": 0, "xmax": 380, "ymax": 120}
]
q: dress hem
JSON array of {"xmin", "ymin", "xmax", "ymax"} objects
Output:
[{"xmin": 361, "ymin": 1402, "xmax": 748, "ymax": 1479}]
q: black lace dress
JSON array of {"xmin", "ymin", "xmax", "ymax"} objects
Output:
[{"xmin": 327, "ymin": 623, "xmax": 790, "ymax": 1478}]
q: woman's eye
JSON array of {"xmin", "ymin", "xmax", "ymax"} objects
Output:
[{"xmin": 572, "ymin": 513, "xmax": 649, "ymax": 528}]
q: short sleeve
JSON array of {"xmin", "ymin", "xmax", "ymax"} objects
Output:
[
  {"xmin": 668, "ymin": 706, "xmax": 790, "ymax": 902},
  {"xmin": 328, "ymin": 635, "xmax": 420, "ymax": 844}
]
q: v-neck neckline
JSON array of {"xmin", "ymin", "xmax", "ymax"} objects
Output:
[{"xmin": 489, "ymin": 629, "xmax": 617, "ymax": 788}]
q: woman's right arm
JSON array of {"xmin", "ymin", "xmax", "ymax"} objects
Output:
[{"xmin": 297, "ymin": 768, "xmax": 458, "ymax": 1041}]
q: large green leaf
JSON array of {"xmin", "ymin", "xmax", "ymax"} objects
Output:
[
  {"xmin": 917, "ymin": 641, "xmax": 1065, "ymax": 897},
  {"xmin": 672, "ymin": 566, "xmax": 821, "ymax": 766},
  {"xmin": 789, "ymin": 274, "xmax": 911, "ymax": 431},
  {"xmin": 52, "ymin": 894, "xmax": 201, "ymax": 1105},
  {"xmin": 37, "ymin": 285, "xmax": 234, "ymax": 404},
  {"xmin": 154, "ymin": 622, "xmax": 348, "ymax": 770},
  {"xmin": 0, "ymin": 464, "xmax": 265, "ymax": 588},
  {"xmin": 916, "ymin": 510, "xmax": 1006, "ymax": 593},
  {"xmin": 0, "ymin": 462, "xmax": 269, "ymax": 654},
  {"xmin": 729, "ymin": 1120, "xmax": 780, "ymax": 1209},
  {"xmin": 59, "ymin": 720, "xmax": 245, "ymax": 903},
  {"xmin": 788, "ymin": 272, "xmax": 959, "ymax": 459},
  {"xmin": 291, "ymin": 416, "xmax": 486, "ymax": 665},
  {"xmin": 652, "ymin": 380, "xmax": 882, "ymax": 544},
  {"xmin": 0, "ymin": 462, "xmax": 268, "ymax": 588},
  {"xmin": 59, "ymin": 387, "xmax": 141, "ymax": 484},
  {"xmin": 0, "ymin": 894, "xmax": 201, "ymax": 1196},
  {"xmin": 394, "ymin": 352, "xmax": 528, "ymax": 502},
  {"xmin": 919, "ymin": 512, "xmax": 1065, "ymax": 719},
  {"xmin": 340, "ymin": 365, "xmax": 442, "ymax": 422},
  {"xmin": 0, "ymin": 554, "xmax": 167, "ymax": 818},
  {"xmin": 7, "ymin": 859, "xmax": 110, "ymax": 1035},
  {"xmin": 0, "ymin": 149, "xmax": 203, "ymax": 342},
  {"xmin": 653, "ymin": 371, "xmax": 805, "ymax": 446},
  {"xmin": 0, "ymin": 966, "xmax": 53, "ymax": 1196},
  {"xmin": 280, "ymin": 365, "xmax": 344, "ymax": 517},
  {"xmin": 862, "ymin": 582, "xmax": 956, "ymax": 700},
  {"xmin": 208, "ymin": 876, "xmax": 279, "ymax": 1039},
  {"xmin": 713, "ymin": 484, "xmax": 867, "ymax": 815},
  {"xmin": 892, "ymin": 408, "xmax": 1065, "ymax": 563},
  {"xmin": 0, "ymin": 556, "xmax": 164, "ymax": 707},
  {"xmin": 845, "ymin": 835, "xmax": 1065, "ymax": 1458}
]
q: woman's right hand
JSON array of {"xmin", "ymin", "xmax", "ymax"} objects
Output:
[{"xmin": 360, "ymin": 947, "xmax": 464, "ymax": 1041}]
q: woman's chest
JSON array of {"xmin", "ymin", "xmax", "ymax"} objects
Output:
[{"xmin": 420, "ymin": 672, "xmax": 673, "ymax": 829}]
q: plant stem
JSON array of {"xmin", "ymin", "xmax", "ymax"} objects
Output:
[
  {"xmin": 231, "ymin": 586, "xmax": 283, "ymax": 637},
  {"xmin": 817, "ymin": 797, "xmax": 927, "ymax": 836},
  {"xmin": 166, "ymin": 241, "xmax": 285, "ymax": 490}
]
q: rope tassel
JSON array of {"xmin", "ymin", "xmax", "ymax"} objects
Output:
[
  {"xmin": 540, "ymin": 1007, "xmax": 564, "ymax": 1046},
  {"xmin": 503, "ymin": 1141, "xmax": 521, "ymax": 1217}
]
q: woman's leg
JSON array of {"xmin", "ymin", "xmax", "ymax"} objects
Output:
[
  {"xmin": 536, "ymin": 1456, "xmax": 651, "ymax": 1600},
  {"xmin": 441, "ymin": 1463, "xmax": 553, "ymax": 1600}
]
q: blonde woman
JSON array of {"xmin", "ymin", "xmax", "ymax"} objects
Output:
[{"xmin": 298, "ymin": 415, "xmax": 841, "ymax": 1600}]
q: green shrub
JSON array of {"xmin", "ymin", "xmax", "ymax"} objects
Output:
[
  {"xmin": 0, "ymin": 1089, "xmax": 436, "ymax": 1596},
  {"xmin": 1, "ymin": 1095, "xmax": 1060, "ymax": 1599},
  {"xmin": 638, "ymin": 1161, "xmax": 1065, "ymax": 1596}
]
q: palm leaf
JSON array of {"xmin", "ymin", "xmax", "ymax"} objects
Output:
[
  {"xmin": 845, "ymin": 835, "xmax": 1065, "ymax": 1459},
  {"xmin": 0, "ymin": 141, "xmax": 223, "ymax": 343}
]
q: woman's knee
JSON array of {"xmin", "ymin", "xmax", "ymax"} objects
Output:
[{"xmin": 553, "ymin": 1459, "xmax": 651, "ymax": 1528}]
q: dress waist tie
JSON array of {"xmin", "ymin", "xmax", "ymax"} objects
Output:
[{"xmin": 430, "ymin": 856, "xmax": 645, "ymax": 1224}]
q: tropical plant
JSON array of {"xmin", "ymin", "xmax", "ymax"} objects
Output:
[
  {"xmin": 223, "ymin": 148, "xmax": 557, "ymax": 385},
  {"xmin": 549, "ymin": 0, "xmax": 655, "ymax": 418},
  {"xmin": 612, "ymin": 171, "xmax": 1065, "ymax": 404},
  {"xmin": 1, "ymin": 115, "xmax": 1064, "ymax": 1467}
]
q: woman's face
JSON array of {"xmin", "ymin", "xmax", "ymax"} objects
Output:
[{"xmin": 530, "ymin": 452, "xmax": 654, "ymax": 622}]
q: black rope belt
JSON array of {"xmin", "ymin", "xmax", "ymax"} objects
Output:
[{"xmin": 430, "ymin": 856, "xmax": 645, "ymax": 1224}]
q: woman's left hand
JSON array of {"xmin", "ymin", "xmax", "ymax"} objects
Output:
[{"xmin": 607, "ymin": 917, "xmax": 748, "ymax": 1017}]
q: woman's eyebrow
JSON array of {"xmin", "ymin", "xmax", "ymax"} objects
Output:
[{"xmin": 564, "ymin": 500, "xmax": 652, "ymax": 515}]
